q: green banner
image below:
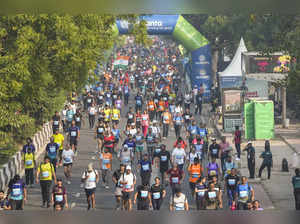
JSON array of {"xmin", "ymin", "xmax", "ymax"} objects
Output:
[
  {"xmin": 254, "ymin": 101, "xmax": 274, "ymax": 140},
  {"xmin": 244, "ymin": 102, "xmax": 255, "ymax": 140},
  {"xmin": 172, "ymin": 15, "xmax": 209, "ymax": 51}
]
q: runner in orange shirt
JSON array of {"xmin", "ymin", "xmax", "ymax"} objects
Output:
[
  {"xmin": 147, "ymin": 98, "xmax": 156, "ymax": 121},
  {"xmin": 100, "ymin": 147, "xmax": 113, "ymax": 189},
  {"xmin": 188, "ymin": 158, "xmax": 203, "ymax": 197},
  {"xmin": 157, "ymin": 98, "xmax": 165, "ymax": 121}
]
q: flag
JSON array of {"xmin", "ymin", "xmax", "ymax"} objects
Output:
[{"xmin": 113, "ymin": 56, "xmax": 130, "ymax": 69}]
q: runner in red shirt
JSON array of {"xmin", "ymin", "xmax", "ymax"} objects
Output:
[
  {"xmin": 166, "ymin": 164, "xmax": 184, "ymax": 195},
  {"xmin": 234, "ymin": 126, "xmax": 241, "ymax": 160}
]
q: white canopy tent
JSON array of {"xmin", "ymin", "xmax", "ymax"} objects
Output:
[{"xmin": 219, "ymin": 38, "xmax": 248, "ymax": 88}]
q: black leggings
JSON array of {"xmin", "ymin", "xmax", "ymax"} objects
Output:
[
  {"xmin": 152, "ymin": 198, "xmax": 163, "ymax": 210},
  {"xmin": 40, "ymin": 180, "xmax": 52, "ymax": 204},
  {"xmin": 259, "ymin": 163, "xmax": 271, "ymax": 179},
  {"xmin": 25, "ymin": 168, "xmax": 34, "ymax": 185}
]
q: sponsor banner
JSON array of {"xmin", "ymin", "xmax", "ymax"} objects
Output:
[
  {"xmin": 173, "ymin": 15, "xmax": 209, "ymax": 51},
  {"xmin": 220, "ymin": 76, "xmax": 243, "ymax": 89},
  {"xmin": 116, "ymin": 14, "xmax": 178, "ymax": 35},
  {"xmin": 223, "ymin": 90, "xmax": 242, "ymax": 113},
  {"xmin": 189, "ymin": 45, "xmax": 212, "ymax": 98}
]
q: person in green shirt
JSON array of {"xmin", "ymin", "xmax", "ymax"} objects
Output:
[{"xmin": 292, "ymin": 168, "xmax": 300, "ymax": 210}]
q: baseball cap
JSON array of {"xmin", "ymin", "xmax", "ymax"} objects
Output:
[{"xmin": 126, "ymin": 165, "xmax": 131, "ymax": 170}]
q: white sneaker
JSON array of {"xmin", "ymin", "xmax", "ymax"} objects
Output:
[
  {"xmin": 235, "ymin": 157, "xmax": 240, "ymax": 161},
  {"xmin": 67, "ymin": 181, "xmax": 71, "ymax": 185},
  {"xmin": 105, "ymin": 185, "xmax": 109, "ymax": 189}
]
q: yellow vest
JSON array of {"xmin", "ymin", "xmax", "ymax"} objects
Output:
[
  {"xmin": 112, "ymin": 109, "xmax": 120, "ymax": 120},
  {"xmin": 39, "ymin": 163, "xmax": 54, "ymax": 181},
  {"xmin": 24, "ymin": 153, "xmax": 34, "ymax": 169},
  {"xmin": 53, "ymin": 133, "xmax": 64, "ymax": 150}
]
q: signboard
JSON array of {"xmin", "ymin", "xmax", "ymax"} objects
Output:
[
  {"xmin": 224, "ymin": 115, "xmax": 243, "ymax": 133},
  {"xmin": 247, "ymin": 54, "xmax": 291, "ymax": 74},
  {"xmin": 245, "ymin": 78, "xmax": 269, "ymax": 99},
  {"xmin": 244, "ymin": 101, "xmax": 255, "ymax": 140},
  {"xmin": 223, "ymin": 90, "xmax": 242, "ymax": 113},
  {"xmin": 220, "ymin": 76, "xmax": 242, "ymax": 89}
]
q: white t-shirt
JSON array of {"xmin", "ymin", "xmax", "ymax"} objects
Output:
[
  {"xmin": 70, "ymin": 104, "xmax": 77, "ymax": 114},
  {"xmin": 89, "ymin": 107, "xmax": 97, "ymax": 115},
  {"xmin": 151, "ymin": 126, "xmax": 160, "ymax": 136},
  {"xmin": 62, "ymin": 149, "xmax": 74, "ymax": 164},
  {"xmin": 82, "ymin": 169, "xmax": 98, "ymax": 189},
  {"xmin": 170, "ymin": 193, "xmax": 187, "ymax": 210},
  {"xmin": 172, "ymin": 148, "xmax": 186, "ymax": 165},
  {"xmin": 188, "ymin": 152, "xmax": 199, "ymax": 164},
  {"xmin": 175, "ymin": 106, "xmax": 183, "ymax": 114},
  {"xmin": 119, "ymin": 173, "xmax": 136, "ymax": 191}
]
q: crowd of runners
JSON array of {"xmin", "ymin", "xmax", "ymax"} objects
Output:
[{"xmin": 2, "ymin": 37, "xmax": 300, "ymax": 212}]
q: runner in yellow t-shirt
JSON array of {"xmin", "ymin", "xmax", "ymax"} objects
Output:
[{"xmin": 52, "ymin": 129, "xmax": 65, "ymax": 166}]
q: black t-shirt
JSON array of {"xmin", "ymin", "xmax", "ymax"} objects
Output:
[
  {"xmin": 113, "ymin": 170, "xmax": 123, "ymax": 187},
  {"xmin": 225, "ymin": 175, "xmax": 240, "ymax": 190},
  {"xmin": 136, "ymin": 185, "xmax": 150, "ymax": 201},
  {"xmin": 150, "ymin": 184, "xmax": 165, "ymax": 200},
  {"xmin": 209, "ymin": 143, "xmax": 221, "ymax": 158},
  {"xmin": 52, "ymin": 115, "xmax": 60, "ymax": 127},
  {"xmin": 158, "ymin": 150, "xmax": 170, "ymax": 170}
]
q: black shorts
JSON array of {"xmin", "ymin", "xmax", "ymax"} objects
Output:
[
  {"xmin": 122, "ymin": 191, "xmax": 133, "ymax": 201},
  {"xmin": 189, "ymin": 182, "xmax": 196, "ymax": 191},
  {"xmin": 63, "ymin": 163, "xmax": 72, "ymax": 167},
  {"xmin": 85, "ymin": 188, "xmax": 96, "ymax": 196},
  {"xmin": 97, "ymin": 134, "xmax": 104, "ymax": 140},
  {"xmin": 70, "ymin": 138, "xmax": 77, "ymax": 146}
]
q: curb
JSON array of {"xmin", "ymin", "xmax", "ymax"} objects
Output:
[{"xmin": 0, "ymin": 122, "xmax": 52, "ymax": 191}]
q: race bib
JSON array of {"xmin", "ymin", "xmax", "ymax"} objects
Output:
[
  {"xmin": 239, "ymin": 191, "xmax": 248, "ymax": 198},
  {"xmin": 149, "ymin": 105, "xmax": 154, "ymax": 109},
  {"xmin": 155, "ymin": 148, "xmax": 161, "ymax": 154},
  {"xmin": 49, "ymin": 146, "xmax": 56, "ymax": 153},
  {"xmin": 64, "ymin": 157, "xmax": 71, "ymax": 163},
  {"xmin": 26, "ymin": 160, "xmax": 33, "ymax": 166},
  {"xmin": 88, "ymin": 176, "xmax": 96, "ymax": 182},
  {"xmin": 142, "ymin": 164, "xmax": 150, "ymax": 171},
  {"xmin": 161, "ymin": 155, "xmax": 167, "ymax": 161},
  {"xmin": 54, "ymin": 121, "xmax": 59, "ymax": 126},
  {"xmin": 228, "ymin": 179, "xmax": 236, "ymax": 186},
  {"xmin": 113, "ymin": 114, "xmax": 119, "ymax": 119},
  {"xmin": 172, "ymin": 177, "xmax": 179, "ymax": 183},
  {"xmin": 75, "ymin": 117, "xmax": 80, "ymax": 122},
  {"xmin": 209, "ymin": 170, "xmax": 216, "ymax": 176},
  {"xmin": 125, "ymin": 184, "xmax": 132, "ymax": 189},
  {"xmin": 98, "ymin": 128, "xmax": 104, "ymax": 133},
  {"xmin": 153, "ymin": 192, "xmax": 160, "ymax": 199},
  {"xmin": 71, "ymin": 131, "xmax": 77, "ymax": 137},
  {"xmin": 128, "ymin": 115, "xmax": 133, "ymax": 119},
  {"xmin": 141, "ymin": 190, "xmax": 148, "ymax": 198},
  {"xmin": 175, "ymin": 203, "xmax": 184, "ymax": 210},
  {"xmin": 103, "ymin": 159, "xmax": 110, "ymax": 164},
  {"xmin": 212, "ymin": 149, "xmax": 218, "ymax": 154},
  {"xmin": 42, "ymin": 171, "xmax": 49, "ymax": 178},
  {"xmin": 87, "ymin": 99, "xmax": 92, "ymax": 103},
  {"xmin": 192, "ymin": 173, "xmax": 199, "ymax": 178},
  {"xmin": 55, "ymin": 195, "xmax": 63, "ymax": 202},
  {"xmin": 197, "ymin": 190, "xmax": 205, "ymax": 197},
  {"xmin": 208, "ymin": 191, "xmax": 217, "ymax": 199},
  {"xmin": 12, "ymin": 188, "xmax": 21, "ymax": 196}
]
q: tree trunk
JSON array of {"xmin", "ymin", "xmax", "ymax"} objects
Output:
[{"xmin": 211, "ymin": 50, "xmax": 219, "ymax": 87}]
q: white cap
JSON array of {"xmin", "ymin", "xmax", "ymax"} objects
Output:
[
  {"xmin": 124, "ymin": 144, "xmax": 128, "ymax": 148},
  {"xmin": 247, "ymin": 141, "xmax": 252, "ymax": 145},
  {"xmin": 126, "ymin": 165, "xmax": 131, "ymax": 170}
]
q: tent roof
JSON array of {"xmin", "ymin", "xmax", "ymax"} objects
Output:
[{"xmin": 219, "ymin": 38, "xmax": 248, "ymax": 77}]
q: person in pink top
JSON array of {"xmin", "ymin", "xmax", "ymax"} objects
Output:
[
  {"xmin": 219, "ymin": 136, "xmax": 232, "ymax": 175},
  {"xmin": 141, "ymin": 110, "xmax": 150, "ymax": 137}
]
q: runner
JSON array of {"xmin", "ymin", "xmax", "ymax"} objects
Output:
[
  {"xmin": 23, "ymin": 147, "xmax": 36, "ymax": 187},
  {"xmin": 52, "ymin": 129, "xmax": 64, "ymax": 166},
  {"xmin": 166, "ymin": 164, "xmax": 184, "ymax": 195},
  {"xmin": 188, "ymin": 158, "xmax": 203, "ymax": 197},
  {"xmin": 36, "ymin": 156, "xmax": 57, "ymax": 208},
  {"xmin": 0, "ymin": 190, "xmax": 11, "ymax": 210},
  {"xmin": 169, "ymin": 187, "xmax": 189, "ymax": 211},
  {"xmin": 51, "ymin": 178, "xmax": 68, "ymax": 210},
  {"xmin": 112, "ymin": 164, "xmax": 126, "ymax": 210},
  {"xmin": 204, "ymin": 182, "xmax": 222, "ymax": 210},
  {"xmin": 52, "ymin": 111, "xmax": 61, "ymax": 134},
  {"xmin": 7, "ymin": 175, "xmax": 27, "ymax": 210},
  {"xmin": 139, "ymin": 154, "xmax": 152, "ymax": 186},
  {"xmin": 171, "ymin": 142, "xmax": 186, "ymax": 170},
  {"xmin": 206, "ymin": 157, "xmax": 221, "ymax": 181},
  {"xmin": 100, "ymin": 147, "xmax": 113, "ymax": 189},
  {"xmin": 81, "ymin": 163, "xmax": 99, "ymax": 210},
  {"xmin": 195, "ymin": 176, "xmax": 207, "ymax": 210},
  {"xmin": 157, "ymin": 144, "xmax": 171, "ymax": 185},
  {"xmin": 135, "ymin": 128, "xmax": 145, "ymax": 161},
  {"xmin": 292, "ymin": 168, "xmax": 300, "ymax": 210},
  {"xmin": 88, "ymin": 102, "xmax": 97, "ymax": 129},
  {"xmin": 162, "ymin": 109, "xmax": 172, "ymax": 139},
  {"xmin": 224, "ymin": 168, "xmax": 240, "ymax": 208},
  {"xmin": 119, "ymin": 165, "xmax": 136, "ymax": 211},
  {"xmin": 150, "ymin": 177, "xmax": 166, "ymax": 210},
  {"xmin": 62, "ymin": 145, "xmax": 75, "ymax": 184},
  {"xmin": 68, "ymin": 120, "xmax": 80, "ymax": 153},
  {"xmin": 95, "ymin": 121, "xmax": 105, "ymax": 152},
  {"xmin": 45, "ymin": 137, "xmax": 59, "ymax": 172},
  {"xmin": 235, "ymin": 176, "xmax": 255, "ymax": 210},
  {"xmin": 133, "ymin": 184, "xmax": 152, "ymax": 210}
]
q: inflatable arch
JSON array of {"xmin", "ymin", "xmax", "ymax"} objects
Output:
[{"xmin": 114, "ymin": 15, "xmax": 212, "ymax": 98}]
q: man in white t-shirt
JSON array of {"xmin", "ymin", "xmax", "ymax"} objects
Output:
[
  {"xmin": 62, "ymin": 146, "xmax": 75, "ymax": 185},
  {"xmin": 81, "ymin": 163, "xmax": 99, "ymax": 210},
  {"xmin": 88, "ymin": 103, "xmax": 97, "ymax": 129},
  {"xmin": 172, "ymin": 146, "xmax": 186, "ymax": 170},
  {"xmin": 119, "ymin": 165, "xmax": 136, "ymax": 211}
]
